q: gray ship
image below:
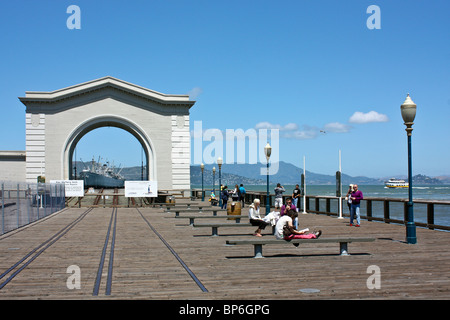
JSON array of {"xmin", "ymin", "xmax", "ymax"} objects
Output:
[{"xmin": 79, "ymin": 157, "xmax": 125, "ymax": 188}]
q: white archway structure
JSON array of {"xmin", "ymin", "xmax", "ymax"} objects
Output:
[
  {"xmin": 63, "ymin": 114, "xmax": 155, "ymax": 182},
  {"xmin": 19, "ymin": 76, "xmax": 195, "ymax": 193}
]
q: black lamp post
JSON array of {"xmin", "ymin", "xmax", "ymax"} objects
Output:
[
  {"xmin": 200, "ymin": 163, "xmax": 204, "ymax": 201},
  {"xmin": 212, "ymin": 166, "xmax": 216, "ymax": 197},
  {"xmin": 217, "ymin": 157, "xmax": 223, "ymax": 208},
  {"xmin": 264, "ymin": 143, "xmax": 272, "ymax": 214},
  {"xmin": 401, "ymin": 93, "xmax": 417, "ymax": 244}
]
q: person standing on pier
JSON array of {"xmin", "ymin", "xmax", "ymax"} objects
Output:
[
  {"xmin": 239, "ymin": 184, "xmax": 246, "ymax": 208},
  {"xmin": 350, "ymin": 184, "xmax": 363, "ymax": 227},
  {"xmin": 231, "ymin": 184, "xmax": 240, "ymax": 202},
  {"xmin": 345, "ymin": 184, "xmax": 354, "ymax": 217},
  {"xmin": 274, "ymin": 183, "xmax": 285, "ymax": 209},
  {"xmin": 292, "ymin": 184, "xmax": 301, "ymax": 211},
  {"xmin": 221, "ymin": 186, "xmax": 229, "ymax": 210}
]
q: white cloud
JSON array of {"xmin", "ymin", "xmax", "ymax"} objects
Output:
[
  {"xmin": 282, "ymin": 123, "xmax": 299, "ymax": 131},
  {"xmin": 255, "ymin": 122, "xmax": 318, "ymax": 140},
  {"xmin": 283, "ymin": 126, "xmax": 319, "ymax": 140},
  {"xmin": 194, "ymin": 120, "xmax": 352, "ymax": 143},
  {"xmin": 349, "ymin": 111, "xmax": 389, "ymax": 124},
  {"xmin": 254, "ymin": 122, "xmax": 279, "ymax": 130},
  {"xmin": 187, "ymin": 87, "xmax": 203, "ymax": 100},
  {"xmin": 323, "ymin": 122, "xmax": 352, "ymax": 133},
  {"xmin": 255, "ymin": 122, "xmax": 298, "ymax": 131}
]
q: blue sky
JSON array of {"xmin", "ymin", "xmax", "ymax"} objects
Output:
[{"xmin": 0, "ymin": 0, "xmax": 449, "ymax": 179}]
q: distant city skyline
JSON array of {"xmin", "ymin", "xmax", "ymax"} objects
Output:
[{"xmin": 1, "ymin": 1, "xmax": 448, "ymax": 179}]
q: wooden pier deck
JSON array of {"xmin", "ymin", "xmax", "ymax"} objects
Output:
[{"xmin": 0, "ymin": 203, "xmax": 449, "ymax": 300}]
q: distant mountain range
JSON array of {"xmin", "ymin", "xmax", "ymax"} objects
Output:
[
  {"xmin": 191, "ymin": 161, "xmax": 380, "ymax": 186},
  {"xmin": 74, "ymin": 161, "xmax": 447, "ymax": 185},
  {"xmin": 191, "ymin": 161, "xmax": 446, "ymax": 186},
  {"xmin": 191, "ymin": 162, "xmax": 449, "ymax": 186}
]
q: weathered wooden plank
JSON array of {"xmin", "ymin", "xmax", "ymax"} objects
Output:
[{"xmin": 0, "ymin": 204, "xmax": 448, "ymax": 299}]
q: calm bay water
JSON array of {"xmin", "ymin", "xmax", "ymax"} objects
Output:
[
  {"xmin": 194, "ymin": 184, "xmax": 450, "ymax": 201},
  {"xmin": 193, "ymin": 184, "xmax": 450, "ymax": 228},
  {"xmin": 245, "ymin": 184, "xmax": 450, "ymax": 201}
]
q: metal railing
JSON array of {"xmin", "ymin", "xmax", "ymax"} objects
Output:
[
  {"xmin": 304, "ymin": 195, "xmax": 450, "ymax": 231},
  {"xmin": 1, "ymin": 181, "xmax": 65, "ymax": 235},
  {"xmin": 191, "ymin": 189, "xmax": 450, "ymax": 231}
]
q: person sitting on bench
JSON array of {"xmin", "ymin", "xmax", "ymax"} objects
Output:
[
  {"xmin": 248, "ymin": 198, "xmax": 270, "ymax": 237},
  {"xmin": 275, "ymin": 208, "xmax": 322, "ymax": 240},
  {"xmin": 280, "ymin": 197, "xmax": 298, "ymax": 229}
]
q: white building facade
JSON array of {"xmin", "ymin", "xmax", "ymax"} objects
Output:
[{"xmin": 15, "ymin": 77, "xmax": 194, "ymax": 194}]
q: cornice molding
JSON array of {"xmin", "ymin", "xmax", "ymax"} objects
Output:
[{"xmin": 18, "ymin": 76, "xmax": 196, "ymax": 108}]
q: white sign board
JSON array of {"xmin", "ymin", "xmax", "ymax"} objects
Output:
[
  {"xmin": 125, "ymin": 181, "xmax": 158, "ymax": 197},
  {"xmin": 50, "ymin": 180, "xmax": 84, "ymax": 197}
]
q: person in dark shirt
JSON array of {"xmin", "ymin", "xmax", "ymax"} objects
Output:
[
  {"xmin": 221, "ymin": 186, "xmax": 229, "ymax": 209},
  {"xmin": 292, "ymin": 184, "xmax": 301, "ymax": 211}
]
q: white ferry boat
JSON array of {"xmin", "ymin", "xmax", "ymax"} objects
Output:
[{"xmin": 385, "ymin": 178, "xmax": 409, "ymax": 188}]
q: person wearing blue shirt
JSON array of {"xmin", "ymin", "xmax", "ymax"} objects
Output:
[{"xmin": 239, "ymin": 184, "xmax": 246, "ymax": 208}]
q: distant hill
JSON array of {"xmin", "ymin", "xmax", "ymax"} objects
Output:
[
  {"xmin": 194, "ymin": 161, "xmax": 382, "ymax": 185},
  {"xmin": 412, "ymin": 174, "xmax": 442, "ymax": 185},
  {"xmin": 434, "ymin": 175, "xmax": 450, "ymax": 184},
  {"xmin": 74, "ymin": 161, "xmax": 446, "ymax": 186},
  {"xmin": 190, "ymin": 166, "xmax": 265, "ymax": 186}
]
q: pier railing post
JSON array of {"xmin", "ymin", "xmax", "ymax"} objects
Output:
[
  {"xmin": 367, "ymin": 199, "xmax": 372, "ymax": 221},
  {"xmin": 383, "ymin": 200, "xmax": 390, "ymax": 223},
  {"xmin": 427, "ymin": 203, "xmax": 434, "ymax": 230},
  {"xmin": 404, "ymin": 201, "xmax": 408, "ymax": 223}
]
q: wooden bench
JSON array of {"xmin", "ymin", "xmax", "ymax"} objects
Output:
[
  {"xmin": 175, "ymin": 215, "xmax": 248, "ymax": 226},
  {"xmin": 193, "ymin": 223, "xmax": 270, "ymax": 237},
  {"xmin": 225, "ymin": 237, "xmax": 376, "ymax": 258},
  {"xmin": 171, "ymin": 209, "xmax": 228, "ymax": 217},
  {"xmin": 166, "ymin": 205, "xmax": 225, "ymax": 212},
  {"xmin": 165, "ymin": 204, "xmax": 200, "ymax": 210}
]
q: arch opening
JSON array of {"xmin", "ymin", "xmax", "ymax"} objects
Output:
[
  {"xmin": 63, "ymin": 116, "xmax": 156, "ymax": 185},
  {"xmin": 70, "ymin": 127, "xmax": 148, "ymax": 183}
]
